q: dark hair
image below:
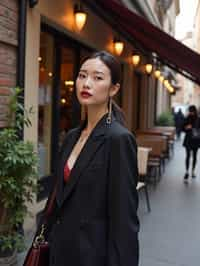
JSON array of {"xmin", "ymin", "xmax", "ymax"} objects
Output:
[
  {"xmin": 82, "ymin": 50, "xmax": 126, "ymax": 126},
  {"xmin": 188, "ymin": 105, "xmax": 197, "ymax": 117}
]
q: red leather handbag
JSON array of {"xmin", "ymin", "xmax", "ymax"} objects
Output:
[{"xmin": 23, "ymin": 184, "xmax": 57, "ymax": 266}]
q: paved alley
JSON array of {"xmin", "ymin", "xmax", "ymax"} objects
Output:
[{"xmin": 139, "ymin": 137, "xmax": 200, "ymax": 266}]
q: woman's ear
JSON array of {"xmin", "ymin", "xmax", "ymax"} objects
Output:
[{"xmin": 109, "ymin": 83, "xmax": 120, "ymax": 97}]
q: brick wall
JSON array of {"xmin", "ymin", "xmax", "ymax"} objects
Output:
[{"xmin": 0, "ymin": 0, "xmax": 18, "ymax": 127}]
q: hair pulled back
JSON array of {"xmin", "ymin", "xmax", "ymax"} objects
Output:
[{"xmin": 83, "ymin": 50, "xmax": 126, "ymax": 126}]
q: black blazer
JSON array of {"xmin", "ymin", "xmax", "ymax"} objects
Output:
[{"xmin": 45, "ymin": 114, "xmax": 139, "ymax": 266}]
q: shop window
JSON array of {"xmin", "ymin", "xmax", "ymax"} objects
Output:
[
  {"xmin": 38, "ymin": 32, "xmax": 54, "ymax": 177},
  {"xmin": 59, "ymin": 46, "xmax": 76, "ymax": 147}
]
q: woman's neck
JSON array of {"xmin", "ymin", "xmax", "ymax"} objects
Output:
[{"xmin": 85, "ymin": 106, "xmax": 108, "ymax": 133}]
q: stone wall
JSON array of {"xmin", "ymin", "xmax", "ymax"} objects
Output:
[{"xmin": 0, "ymin": 0, "xmax": 18, "ymax": 127}]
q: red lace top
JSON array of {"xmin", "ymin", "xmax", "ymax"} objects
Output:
[{"xmin": 64, "ymin": 161, "xmax": 71, "ymax": 182}]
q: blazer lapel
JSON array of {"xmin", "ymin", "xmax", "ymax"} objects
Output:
[
  {"xmin": 58, "ymin": 113, "xmax": 111, "ymax": 207},
  {"xmin": 56, "ymin": 128, "xmax": 80, "ymax": 207}
]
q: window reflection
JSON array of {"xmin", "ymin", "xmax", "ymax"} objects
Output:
[
  {"xmin": 59, "ymin": 46, "xmax": 75, "ymax": 147},
  {"xmin": 38, "ymin": 32, "xmax": 54, "ymax": 177}
]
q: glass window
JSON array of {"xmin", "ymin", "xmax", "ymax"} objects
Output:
[
  {"xmin": 59, "ymin": 46, "xmax": 76, "ymax": 147},
  {"xmin": 38, "ymin": 32, "xmax": 54, "ymax": 177}
]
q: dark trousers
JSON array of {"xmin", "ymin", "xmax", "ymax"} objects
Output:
[
  {"xmin": 176, "ymin": 127, "xmax": 182, "ymax": 139},
  {"xmin": 185, "ymin": 147, "xmax": 198, "ymax": 171}
]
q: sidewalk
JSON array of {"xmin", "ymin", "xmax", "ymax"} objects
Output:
[{"xmin": 139, "ymin": 137, "xmax": 200, "ymax": 266}]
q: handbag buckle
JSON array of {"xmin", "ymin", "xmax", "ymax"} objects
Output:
[{"xmin": 33, "ymin": 224, "xmax": 46, "ymax": 248}]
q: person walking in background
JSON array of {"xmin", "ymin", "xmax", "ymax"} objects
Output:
[
  {"xmin": 183, "ymin": 105, "xmax": 200, "ymax": 182},
  {"xmin": 174, "ymin": 108, "xmax": 184, "ymax": 140}
]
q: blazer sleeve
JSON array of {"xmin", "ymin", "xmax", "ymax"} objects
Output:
[{"xmin": 107, "ymin": 132, "xmax": 139, "ymax": 266}]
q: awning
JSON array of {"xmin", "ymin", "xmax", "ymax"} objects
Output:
[{"xmin": 85, "ymin": 0, "xmax": 200, "ymax": 85}]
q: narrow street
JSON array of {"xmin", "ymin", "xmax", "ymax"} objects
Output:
[{"xmin": 139, "ymin": 137, "xmax": 200, "ymax": 266}]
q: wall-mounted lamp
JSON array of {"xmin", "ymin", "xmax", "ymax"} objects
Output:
[
  {"xmin": 167, "ymin": 85, "xmax": 174, "ymax": 93},
  {"xmin": 113, "ymin": 38, "xmax": 124, "ymax": 56},
  {"xmin": 163, "ymin": 79, "xmax": 169, "ymax": 87},
  {"xmin": 132, "ymin": 54, "xmax": 140, "ymax": 66},
  {"xmin": 159, "ymin": 75, "xmax": 164, "ymax": 83},
  {"xmin": 154, "ymin": 69, "xmax": 161, "ymax": 78},
  {"xmin": 169, "ymin": 85, "xmax": 174, "ymax": 93},
  {"xmin": 74, "ymin": 3, "xmax": 87, "ymax": 31},
  {"xmin": 170, "ymin": 87, "xmax": 175, "ymax": 94},
  {"xmin": 145, "ymin": 64, "xmax": 153, "ymax": 75}
]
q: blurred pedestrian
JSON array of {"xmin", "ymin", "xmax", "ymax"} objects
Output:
[
  {"xmin": 24, "ymin": 51, "xmax": 139, "ymax": 266},
  {"xmin": 183, "ymin": 105, "xmax": 200, "ymax": 182},
  {"xmin": 174, "ymin": 108, "xmax": 184, "ymax": 140}
]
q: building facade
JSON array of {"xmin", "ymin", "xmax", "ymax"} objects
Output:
[
  {"xmin": 194, "ymin": 0, "xmax": 200, "ymax": 109},
  {"xmin": 172, "ymin": 0, "xmax": 200, "ymax": 110},
  {"xmin": 0, "ymin": 0, "xmax": 18, "ymax": 127},
  {"xmin": 0, "ymin": 0, "xmax": 180, "ymax": 230}
]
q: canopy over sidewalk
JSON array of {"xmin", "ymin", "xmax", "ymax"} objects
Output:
[{"xmin": 85, "ymin": 0, "xmax": 200, "ymax": 85}]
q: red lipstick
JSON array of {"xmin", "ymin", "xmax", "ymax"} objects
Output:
[{"xmin": 80, "ymin": 91, "xmax": 92, "ymax": 98}]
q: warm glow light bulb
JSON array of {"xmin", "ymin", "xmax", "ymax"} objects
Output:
[
  {"xmin": 65, "ymin": 80, "xmax": 74, "ymax": 86},
  {"xmin": 154, "ymin": 70, "xmax": 161, "ymax": 78},
  {"xmin": 159, "ymin": 75, "xmax": 164, "ymax": 83},
  {"xmin": 75, "ymin": 12, "xmax": 87, "ymax": 31},
  {"xmin": 145, "ymin": 64, "xmax": 153, "ymax": 74},
  {"xmin": 169, "ymin": 86, "xmax": 174, "ymax": 93},
  {"xmin": 164, "ymin": 79, "xmax": 169, "ymax": 87},
  {"xmin": 114, "ymin": 41, "xmax": 124, "ymax": 56},
  {"xmin": 132, "ymin": 55, "xmax": 140, "ymax": 66},
  {"xmin": 61, "ymin": 98, "xmax": 66, "ymax": 104}
]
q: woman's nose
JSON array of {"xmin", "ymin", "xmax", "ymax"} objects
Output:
[{"xmin": 83, "ymin": 77, "xmax": 91, "ymax": 88}]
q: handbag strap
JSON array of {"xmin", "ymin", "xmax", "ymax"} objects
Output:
[
  {"xmin": 45, "ymin": 181, "xmax": 58, "ymax": 219},
  {"xmin": 44, "ymin": 179, "xmax": 58, "ymax": 221},
  {"xmin": 33, "ymin": 180, "xmax": 58, "ymax": 247}
]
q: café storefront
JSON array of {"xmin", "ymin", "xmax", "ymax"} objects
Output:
[
  {"xmin": 25, "ymin": 0, "xmax": 146, "ymax": 199},
  {"xmin": 24, "ymin": 0, "xmax": 200, "ymax": 203}
]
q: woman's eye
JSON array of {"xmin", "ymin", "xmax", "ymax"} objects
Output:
[
  {"xmin": 78, "ymin": 73, "xmax": 86, "ymax": 79},
  {"xmin": 94, "ymin": 76, "xmax": 103, "ymax": 80}
]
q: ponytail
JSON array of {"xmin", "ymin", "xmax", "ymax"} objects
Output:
[{"xmin": 112, "ymin": 100, "xmax": 127, "ymax": 127}]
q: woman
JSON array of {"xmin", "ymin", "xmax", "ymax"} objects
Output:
[
  {"xmin": 183, "ymin": 105, "xmax": 200, "ymax": 181},
  {"xmin": 37, "ymin": 51, "xmax": 139, "ymax": 266}
]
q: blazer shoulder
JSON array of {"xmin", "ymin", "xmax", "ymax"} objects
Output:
[{"xmin": 108, "ymin": 120, "xmax": 136, "ymax": 144}]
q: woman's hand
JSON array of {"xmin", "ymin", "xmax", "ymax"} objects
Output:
[{"xmin": 185, "ymin": 124, "xmax": 192, "ymax": 129}]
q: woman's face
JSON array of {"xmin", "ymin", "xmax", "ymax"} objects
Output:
[{"xmin": 76, "ymin": 58, "xmax": 119, "ymax": 107}]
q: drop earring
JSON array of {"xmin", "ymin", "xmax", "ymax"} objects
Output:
[{"xmin": 106, "ymin": 97, "xmax": 112, "ymax": 124}]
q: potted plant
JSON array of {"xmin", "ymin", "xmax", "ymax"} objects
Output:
[
  {"xmin": 156, "ymin": 111, "xmax": 174, "ymax": 126},
  {"xmin": 0, "ymin": 88, "xmax": 38, "ymax": 264}
]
